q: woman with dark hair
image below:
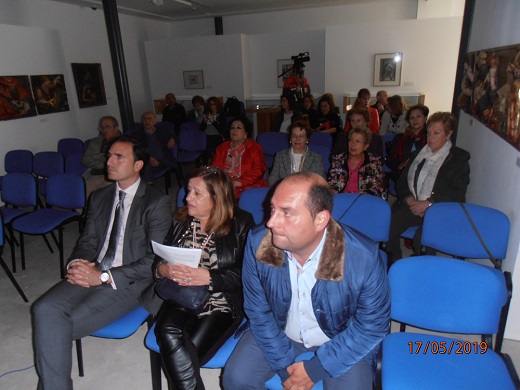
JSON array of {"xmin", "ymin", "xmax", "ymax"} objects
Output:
[
  {"xmin": 212, "ymin": 117, "xmax": 268, "ymax": 198},
  {"xmin": 188, "ymin": 95, "xmax": 206, "ymax": 124},
  {"xmin": 268, "ymin": 120, "xmax": 324, "ymax": 186},
  {"xmin": 386, "ymin": 104, "xmax": 430, "ymax": 181},
  {"xmin": 315, "ymin": 93, "xmax": 342, "ymax": 143},
  {"xmin": 301, "ymin": 93, "xmax": 318, "ymax": 128},
  {"xmin": 380, "ymin": 95, "xmax": 408, "ymax": 135},
  {"xmin": 271, "ymin": 94, "xmax": 303, "ymax": 132},
  {"xmin": 154, "ymin": 166, "xmax": 254, "ymax": 390},
  {"xmin": 387, "ymin": 112, "xmax": 470, "ymax": 262},
  {"xmin": 344, "ymin": 88, "xmax": 380, "ymax": 134},
  {"xmin": 328, "ymin": 126, "xmax": 386, "ymax": 198},
  {"xmin": 200, "ymin": 96, "xmax": 228, "ymax": 163}
]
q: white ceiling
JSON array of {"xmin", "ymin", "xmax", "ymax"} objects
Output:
[{"xmin": 49, "ymin": 0, "xmax": 392, "ymax": 21}]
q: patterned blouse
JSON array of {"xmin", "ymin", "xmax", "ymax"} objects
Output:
[
  {"xmin": 178, "ymin": 219, "xmax": 230, "ymax": 317},
  {"xmin": 327, "ymin": 151, "xmax": 387, "ymax": 199}
]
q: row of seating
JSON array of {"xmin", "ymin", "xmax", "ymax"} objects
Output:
[{"xmin": 77, "ymin": 186, "xmax": 517, "ymax": 389}]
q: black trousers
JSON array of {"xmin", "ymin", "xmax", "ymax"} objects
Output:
[{"xmin": 155, "ymin": 301, "xmax": 239, "ymax": 390}]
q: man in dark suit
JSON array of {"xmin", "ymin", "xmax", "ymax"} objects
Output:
[
  {"xmin": 162, "ymin": 92, "xmax": 186, "ymax": 133},
  {"xmin": 31, "ymin": 136, "xmax": 171, "ymax": 390}
]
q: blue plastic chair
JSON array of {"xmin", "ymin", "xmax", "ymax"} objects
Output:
[
  {"xmin": 308, "ymin": 144, "xmax": 331, "ymax": 173},
  {"xmin": 12, "ymin": 173, "xmax": 85, "ymax": 278},
  {"xmin": 33, "ymin": 151, "xmax": 65, "ymax": 199},
  {"xmin": 332, "ymin": 193, "xmax": 391, "ymax": 243},
  {"xmin": 308, "ymin": 131, "xmax": 332, "ymax": 152},
  {"xmin": 65, "ymin": 153, "xmax": 87, "ymax": 175},
  {"xmin": 0, "ymin": 173, "xmax": 38, "ymax": 272},
  {"xmin": 421, "ymin": 202, "xmax": 510, "ymax": 269},
  {"xmin": 238, "ymin": 187, "xmax": 271, "ymax": 225},
  {"xmin": 177, "ymin": 186, "xmax": 186, "ymax": 208},
  {"xmin": 256, "ymin": 132, "xmax": 290, "ymax": 169},
  {"xmin": 145, "ymin": 318, "xmax": 246, "ymax": 390},
  {"xmin": 378, "ymin": 256, "xmax": 519, "ymax": 390},
  {"xmin": 0, "ymin": 214, "xmax": 28, "ymax": 302},
  {"xmin": 57, "ymin": 138, "xmax": 84, "ymax": 159},
  {"xmin": 0, "ymin": 149, "xmax": 34, "ymax": 191},
  {"xmin": 75, "ymin": 306, "xmax": 151, "ymax": 377}
]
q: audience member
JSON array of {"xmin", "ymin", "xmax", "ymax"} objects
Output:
[
  {"xmin": 268, "ymin": 120, "xmax": 325, "ymax": 186},
  {"xmin": 32, "ymin": 136, "xmax": 171, "ymax": 390},
  {"xmin": 301, "ymin": 93, "xmax": 318, "ymax": 128},
  {"xmin": 344, "ymin": 88, "xmax": 380, "ymax": 134},
  {"xmin": 188, "ymin": 95, "xmax": 205, "ymax": 124},
  {"xmin": 271, "ymin": 93, "xmax": 303, "ymax": 133},
  {"xmin": 334, "ymin": 106, "xmax": 384, "ymax": 157},
  {"xmin": 387, "ymin": 112, "xmax": 470, "ymax": 262},
  {"xmin": 82, "ymin": 115, "xmax": 121, "ymax": 197},
  {"xmin": 162, "ymin": 93, "xmax": 186, "ymax": 134},
  {"xmin": 212, "ymin": 117, "xmax": 267, "ymax": 199},
  {"xmin": 380, "ymin": 95, "xmax": 408, "ymax": 135},
  {"xmin": 328, "ymin": 126, "xmax": 386, "ymax": 198},
  {"xmin": 386, "ymin": 104, "xmax": 429, "ymax": 181},
  {"xmin": 315, "ymin": 94, "xmax": 342, "ymax": 143},
  {"xmin": 200, "ymin": 96, "xmax": 228, "ymax": 163},
  {"xmin": 132, "ymin": 111, "xmax": 177, "ymax": 183},
  {"xmin": 223, "ymin": 171, "xmax": 390, "ymax": 390},
  {"xmin": 371, "ymin": 90, "xmax": 388, "ymax": 121},
  {"xmin": 153, "ymin": 167, "xmax": 254, "ymax": 389}
]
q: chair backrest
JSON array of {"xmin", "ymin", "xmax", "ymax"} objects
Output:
[
  {"xmin": 46, "ymin": 173, "xmax": 86, "ymax": 210},
  {"xmin": 178, "ymin": 124, "xmax": 206, "ymax": 153},
  {"xmin": 83, "ymin": 138, "xmax": 91, "ymax": 152},
  {"xmin": 65, "ymin": 153, "xmax": 87, "ymax": 175},
  {"xmin": 33, "ymin": 151, "xmax": 64, "ymax": 178},
  {"xmin": 177, "ymin": 186, "xmax": 186, "ymax": 208},
  {"xmin": 421, "ymin": 202, "xmax": 510, "ymax": 260},
  {"xmin": 332, "ymin": 193, "xmax": 390, "ymax": 242},
  {"xmin": 389, "ymin": 256, "xmax": 510, "ymax": 337},
  {"xmin": 308, "ymin": 132, "xmax": 332, "ymax": 152},
  {"xmin": 256, "ymin": 132, "xmax": 290, "ymax": 169},
  {"xmin": 238, "ymin": 187, "xmax": 271, "ymax": 225},
  {"xmin": 1, "ymin": 173, "xmax": 37, "ymax": 207},
  {"xmin": 5, "ymin": 149, "xmax": 34, "ymax": 174},
  {"xmin": 57, "ymin": 138, "xmax": 84, "ymax": 158},
  {"xmin": 308, "ymin": 144, "xmax": 330, "ymax": 173}
]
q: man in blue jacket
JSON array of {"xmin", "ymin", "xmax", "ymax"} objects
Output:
[{"xmin": 223, "ymin": 172, "xmax": 390, "ymax": 389}]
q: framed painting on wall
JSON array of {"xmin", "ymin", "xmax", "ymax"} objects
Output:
[
  {"xmin": 71, "ymin": 63, "xmax": 107, "ymax": 108},
  {"xmin": 30, "ymin": 74, "xmax": 69, "ymax": 115},
  {"xmin": 277, "ymin": 59, "xmax": 293, "ymax": 88},
  {"xmin": 0, "ymin": 75, "xmax": 37, "ymax": 121},
  {"xmin": 183, "ymin": 70, "xmax": 204, "ymax": 89},
  {"xmin": 374, "ymin": 53, "xmax": 403, "ymax": 86}
]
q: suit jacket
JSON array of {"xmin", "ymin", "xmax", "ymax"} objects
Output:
[
  {"xmin": 67, "ymin": 180, "xmax": 172, "ymax": 314},
  {"xmin": 268, "ymin": 147, "xmax": 325, "ymax": 186}
]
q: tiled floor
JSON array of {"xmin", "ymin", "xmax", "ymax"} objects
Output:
[{"xmin": 1, "ymin": 186, "xmax": 519, "ymax": 390}]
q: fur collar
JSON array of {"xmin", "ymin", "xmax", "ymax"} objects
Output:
[{"xmin": 255, "ymin": 220, "xmax": 345, "ymax": 281}]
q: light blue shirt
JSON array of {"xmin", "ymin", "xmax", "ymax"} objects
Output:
[{"xmin": 284, "ymin": 230, "xmax": 331, "ymax": 348}]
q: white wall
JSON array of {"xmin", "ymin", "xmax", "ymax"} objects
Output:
[
  {"xmin": 325, "ymin": 17, "xmax": 462, "ymax": 113},
  {"xmin": 0, "ymin": 0, "xmax": 171, "ymax": 154},
  {"xmin": 456, "ymin": 0, "xmax": 520, "ymax": 340}
]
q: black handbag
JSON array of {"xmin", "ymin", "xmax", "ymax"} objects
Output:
[{"xmin": 155, "ymin": 278, "xmax": 210, "ymax": 315}]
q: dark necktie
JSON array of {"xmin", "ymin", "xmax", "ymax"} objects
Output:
[{"xmin": 98, "ymin": 190, "xmax": 126, "ymax": 271}]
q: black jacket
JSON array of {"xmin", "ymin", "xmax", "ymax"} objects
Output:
[{"xmin": 153, "ymin": 207, "xmax": 254, "ymax": 320}]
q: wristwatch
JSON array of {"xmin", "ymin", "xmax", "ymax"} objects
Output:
[{"xmin": 99, "ymin": 271, "xmax": 110, "ymax": 285}]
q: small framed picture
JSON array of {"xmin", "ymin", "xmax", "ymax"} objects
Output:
[
  {"xmin": 183, "ymin": 70, "xmax": 204, "ymax": 89},
  {"xmin": 374, "ymin": 53, "xmax": 403, "ymax": 86},
  {"xmin": 277, "ymin": 59, "xmax": 293, "ymax": 88}
]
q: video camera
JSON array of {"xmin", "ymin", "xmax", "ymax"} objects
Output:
[{"xmin": 291, "ymin": 52, "xmax": 310, "ymax": 70}]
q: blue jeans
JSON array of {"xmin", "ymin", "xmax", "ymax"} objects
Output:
[{"xmin": 222, "ymin": 331, "xmax": 372, "ymax": 390}]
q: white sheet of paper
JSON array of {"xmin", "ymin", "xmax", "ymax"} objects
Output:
[{"xmin": 151, "ymin": 240, "xmax": 201, "ymax": 268}]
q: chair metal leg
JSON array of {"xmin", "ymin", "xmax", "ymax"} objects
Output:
[
  {"xmin": 0, "ymin": 255, "xmax": 28, "ymax": 302},
  {"xmin": 58, "ymin": 227, "xmax": 65, "ymax": 279},
  {"xmin": 50, "ymin": 230, "xmax": 59, "ymax": 248},
  {"xmin": 75, "ymin": 339, "xmax": 85, "ymax": 377},
  {"xmin": 150, "ymin": 350, "xmax": 162, "ymax": 390},
  {"xmin": 19, "ymin": 233, "xmax": 26, "ymax": 271},
  {"xmin": 42, "ymin": 234, "xmax": 54, "ymax": 253},
  {"xmin": 7, "ymin": 225, "xmax": 16, "ymax": 273}
]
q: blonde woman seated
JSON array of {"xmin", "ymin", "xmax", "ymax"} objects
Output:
[
  {"xmin": 268, "ymin": 120, "xmax": 325, "ymax": 186},
  {"xmin": 328, "ymin": 126, "xmax": 387, "ymax": 199}
]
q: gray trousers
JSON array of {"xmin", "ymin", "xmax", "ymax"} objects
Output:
[
  {"xmin": 222, "ymin": 331, "xmax": 373, "ymax": 390},
  {"xmin": 32, "ymin": 279, "xmax": 141, "ymax": 390}
]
